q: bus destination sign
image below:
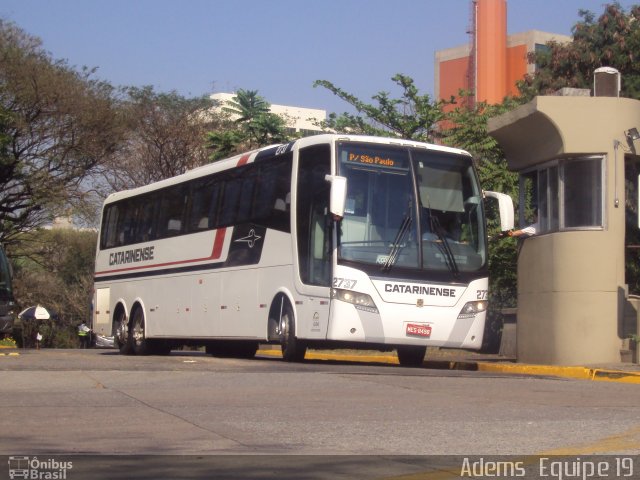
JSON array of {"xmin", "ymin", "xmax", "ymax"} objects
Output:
[{"xmin": 347, "ymin": 153, "xmax": 396, "ymax": 167}]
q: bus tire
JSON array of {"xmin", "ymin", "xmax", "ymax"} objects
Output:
[
  {"xmin": 280, "ymin": 301, "xmax": 306, "ymax": 362},
  {"xmin": 130, "ymin": 306, "xmax": 150, "ymax": 356},
  {"xmin": 114, "ymin": 307, "xmax": 133, "ymax": 355},
  {"xmin": 396, "ymin": 345, "xmax": 426, "ymax": 367}
]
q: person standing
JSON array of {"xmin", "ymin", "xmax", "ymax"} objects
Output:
[{"xmin": 77, "ymin": 321, "xmax": 91, "ymax": 348}]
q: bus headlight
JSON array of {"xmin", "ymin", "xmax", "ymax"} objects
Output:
[
  {"xmin": 331, "ymin": 289, "xmax": 379, "ymax": 314},
  {"xmin": 457, "ymin": 300, "xmax": 487, "ymax": 319}
]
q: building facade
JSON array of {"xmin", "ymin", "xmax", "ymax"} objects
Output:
[
  {"xmin": 210, "ymin": 92, "xmax": 326, "ymax": 136},
  {"xmin": 435, "ymin": 0, "xmax": 571, "ymax": 105}
]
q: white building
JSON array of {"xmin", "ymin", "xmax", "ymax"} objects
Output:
[{"xmin": 210, "ymin": 92, "xmax": 326, "ymax": 136}]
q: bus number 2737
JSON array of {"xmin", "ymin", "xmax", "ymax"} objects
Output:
[{"xmin": 333, "ymin": 278, "xmax": 357, "ymax": 289}]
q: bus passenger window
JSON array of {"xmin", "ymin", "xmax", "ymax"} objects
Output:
[
  {"xmin": 188, "ymin": 178, "xmax": 220, "ymax": 232},
  {"xmin": 157, "ymin": 186, "xmax": 187, "ymax": 238}
]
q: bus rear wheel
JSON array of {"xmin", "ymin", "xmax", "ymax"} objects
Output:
[
  {"xmin": 114, "ymin": 308, "xmax": 133, "ymax": 355},
  {"xmin": 396, "ymin": 345, "xmax": 426, "ymax": 367},
  {"xmin": 279, "ymin": 302, "xmax": 306, "ymax": 362},
  {"xmin": 131, "ymin": 307, "xmax": 150, "ymax": 355}
]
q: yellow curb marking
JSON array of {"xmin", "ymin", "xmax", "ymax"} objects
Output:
[
  {"xmin": 258, "ymin": 349, "xmax": 640, "ymax": 384},
  {"xmin": 539, "ymin": 424, "xmax": 640, "ymax": 456},
  {"xmin": 378, "ymin": 428, "xmax": 640, "ymax": 480},
  {"xmin": 477, "ymin": 362, "xmax": 640, "ymax": 384}
]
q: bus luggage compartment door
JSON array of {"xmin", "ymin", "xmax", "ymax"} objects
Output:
[{"xmin": 94, "ymin": 288, "xmax": 111, "ymax": 336}]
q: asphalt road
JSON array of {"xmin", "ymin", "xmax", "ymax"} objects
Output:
[{"xmin": 0, "ymin": 349, "xmax": 639, "ymax": 479}]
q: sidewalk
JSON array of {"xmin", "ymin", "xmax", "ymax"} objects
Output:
[{"xmin": 257, "ymin": 346, "xmax": 640, "ymax": 385}]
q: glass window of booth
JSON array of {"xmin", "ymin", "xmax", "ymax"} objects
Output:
[{"xmin": 519, "ymin": 155, "xmax": 603, "ymax": 234}]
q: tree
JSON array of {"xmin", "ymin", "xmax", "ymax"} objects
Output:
[
  {"xmin": 222, "ymin": 89, "xmax": 270, "ymax": 123},
  {"xmin": 313, "ymin": 74, "xmax": 451, "ymax": 142},
  {"xmin": 10, "ymin": 228, "xmax": 97, "ymax": 348},
  {"xmin": 520, "ymin": 2, "xmax": 640, "ymax": 99},
  {"xmin": 0, "ymin": 20, "xmax": 122, "ymax": 246},
  {"xmin": 517, "ymin": 2, "xmax": 640, "ymax": 296},
  {"xmin": 98, "ymin": 86, "xmax": 220, "ymax": 191},
  {"xmin": 207, "ymin": 89, "xmax": 291, "ymax": 160},
  {"xmin": 438, "ymin": 94, "xmax": 523, "ymax": 349}
]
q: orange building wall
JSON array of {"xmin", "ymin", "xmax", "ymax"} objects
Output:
[
  {"xmin": 438, "ymin": 48, "xmax": 529, "ymax": 105},
  {"xmin": 506, "ymin": 44, "xmax": 528, "ymax": 97},
  {"xmin": 439, "ymin": 56, "xmax": 470, "ymax": 101}
]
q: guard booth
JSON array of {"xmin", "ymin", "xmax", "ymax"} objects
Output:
[{"xmin": 488, "ymin": 84, "xmax": 640, "ymax": 365}]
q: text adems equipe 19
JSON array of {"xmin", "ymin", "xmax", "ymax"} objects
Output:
[{"xmin": 459, "ymin": 456, "xmax": 635, "ymax": 479}]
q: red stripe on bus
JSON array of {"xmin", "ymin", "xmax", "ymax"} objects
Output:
[
  {"xmin": 237, "ymin": 153, "xmax": 250, "ymax": 166},
  {"xmin": 211, "ymin": 227, "xmax": 227, "ymax": 259},
  {"xmin": 95, "ymin": 228, "xmax": 229, "ymax": 276}
]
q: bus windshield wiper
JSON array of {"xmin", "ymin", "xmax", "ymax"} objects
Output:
[
  {"xmin": 424, "ymin": 202, "xmax": 459, "ymax": 277},
  {"xmin": 431, "ymin": 215, "xmax": 459, "ymax": 278},
  {"xmin": 382, "ymin": 213, "xmax": 412, "ymax": 271}
]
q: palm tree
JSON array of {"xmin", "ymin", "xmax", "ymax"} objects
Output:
[
  {"xmin": 208, "ymin": 89, "xmax": 293, "ymax": 160},
  {"xmin": 222, "ymin": 89, "xmax": 270, "ymax": 123}
]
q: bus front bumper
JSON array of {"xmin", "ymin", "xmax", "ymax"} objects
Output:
[{"xmin": 327, "ymin": 300, "xmax": 485, "ymax": 349}]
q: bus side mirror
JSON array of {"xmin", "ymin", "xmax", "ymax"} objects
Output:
[
  {"xmin": 325, "ymin": 175, "xmax": 347, "ymax": 219},
  {"xmin": 484, "ymin": 191, "xmax": 515, "ymax": 232}
]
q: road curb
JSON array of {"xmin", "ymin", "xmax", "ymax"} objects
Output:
[
  {"xmin": 0, "ymin": 351, "xmax": 19, "ymax": 356},
  {"xmin": 256, "ymin": 349, "xmax": 640, "ymax": 384},
  {"xmin": 475, "ymin": 362, "xmax": 640, "ymax": 384}
]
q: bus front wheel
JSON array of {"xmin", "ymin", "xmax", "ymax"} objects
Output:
[
  {"xmin": 279, "ymin": 302, "xmax": 306, "ymax": 362},
  {"xmin": 396, "ymin": 345, "xmax": 426, "ymax": 367}
]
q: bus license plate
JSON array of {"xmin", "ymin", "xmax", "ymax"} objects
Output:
[{"xmin": 406, "ymin": 323, "xmax": 431, "ymax": 338}]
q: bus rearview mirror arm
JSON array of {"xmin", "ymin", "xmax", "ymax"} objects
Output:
[
  {"xmin": 325, "ymin": 174, "xmax": 348, "ymax": 219},
  {"xmin": 484, "ymin": 191, "xmax": 515, "ymax": 232}
]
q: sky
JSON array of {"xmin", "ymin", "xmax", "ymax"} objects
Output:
[{"xmin": 1, "ymin": 0, "xmax": 638, "ymax": 115}]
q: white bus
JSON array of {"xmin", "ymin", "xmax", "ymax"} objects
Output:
[{"xmin": 93, "ymin": 134, "xmax": 513, "ymax": 365}]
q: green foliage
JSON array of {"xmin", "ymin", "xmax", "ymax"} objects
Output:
[
  {"xmin": 208, "ymin": 89, "xmax": 293, "ymax": 160},
  {"xmin": 207, "ymin": 129, "xmax": 246, "ymax": 161},
  {"xmin": 100, "ymin": 86, "xmax": 218, "ymax": 191},
  {"xmin": 520, "ymin": 2, "xmax": 640, "ymax": 99},
  {"xmin": 313, "ymin": 74, "xmax": 451, "ymax": 142},
  {"xmin": 10, "ymin": 228, "xmax": 96, "ymax": 348},
  {"xmin": 222, "ymin": 89, "xmax": 270, "ymax": 122},
  {"xmin": 0, "ymin": 336, "xmax": 16, "ymax": 347},
  {"xmin": 0, "ymin": 20, "xmax": 122, "ymax": 245},
  {"xmin": 440, "ymin": 94, "xmax": 523, "ymax": 314}
]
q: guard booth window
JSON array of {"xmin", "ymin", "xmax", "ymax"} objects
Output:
[
  {"xmin": 625, "ymin": 155, "xmax": 640, "ymax": 295},
  {"xmin": 519, "ymin": 156, "xmax": 604, "ymax": 234}
]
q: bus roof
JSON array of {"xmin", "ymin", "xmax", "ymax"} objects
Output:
[{"xmin": 103, "ymin": 134, "xmax": 472, "ymax": 205}]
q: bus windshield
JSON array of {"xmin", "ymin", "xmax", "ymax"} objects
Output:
[
  {"xmin": 337, "ymin": 142, "xmax": 486, "ymax": 274},
  {"xmin": 0, "ymin": 247, "xmax": 12, "ymax": 301}
]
